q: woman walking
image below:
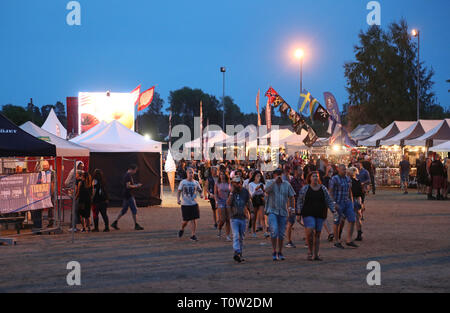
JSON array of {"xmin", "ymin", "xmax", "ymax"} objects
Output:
[
  {"xmin": 92, "ymin": 169, "xmax": 110, "ymax": 232},
  {"xmin": 248, "ymin": 171, "xmax": 266, "ymax": 238},
  {"xmin": 215, "ymin": 171, "xmax": 232, "ymax": 241},
  {"xmin": 296, "ymin": 171, "xmax": 337, "ymax": 261},
  {"xmin": 76, "ymin": 172, "xmax": 93, "ymax": 232}
]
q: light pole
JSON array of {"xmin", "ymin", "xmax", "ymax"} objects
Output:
[
  {"xmin": 412, "ymin": 29, "xmax": 420, "ymax": 121},
  {"xmin": 295, "ymin": 49, "xmax": 304, "ymax": 112},
  {"xmin": 220, "ymin": 67, "xmax": 226, "ymax": 129}
]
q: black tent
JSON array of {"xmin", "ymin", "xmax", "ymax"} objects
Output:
[
  {"xmin": 0, "ymin": 113, "xmax": 56, "ymax": 157},
  {"xmin": 89, "ymin": 152, "xmax": 161, "ymax": 207}
]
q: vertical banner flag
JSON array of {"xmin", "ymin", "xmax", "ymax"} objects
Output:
[
  {"xmin": 265, "ymin": 97, "xmax": 272, "ymax": 132},
  {"xmin": 200, "ymin": 100, "xmax": 203, "ymax": 161},
  {"xmin": 256, "ymin": 89, "xmax": 261, "ymax": 127},
  {"xmin": 323, "ymin": 92, "xmax": 341, "ymax": 134},
  {"xmin": 137, "ymin": 86, "xmax": 155, "ymax": 112}
]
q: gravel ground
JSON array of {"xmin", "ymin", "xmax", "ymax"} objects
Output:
[{"xmin": 0, "ymin": 187, "xmax": 449, "ymax": 293}]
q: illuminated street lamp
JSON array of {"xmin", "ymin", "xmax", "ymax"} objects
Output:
[
  {"xmin": 295, "ymin": 49, "xmax": 304, "ymax": 111},
  {"xmin": 411, "ymin": 29, "xmax": 420, "ymax": 120}
]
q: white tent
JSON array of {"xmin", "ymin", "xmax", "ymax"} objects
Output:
[
  {"xmin": 41, "ymin": 109, "xmax": 67, "ymax": 139},
  {"xmin": 20, "ymin": 121, "xmax": 89, "ymax": 157},
  {"xmin": 214, "ymin": 125, "xmax": 259, "ymax": 147},
  {"xmin": 359, "ymin": 121, "xmax": 415, "ymax": 147},
  {"xmin": 351, "ymin": 124, "xmax": 383, "ymax": 143},
  {"xmin": 184, "ymin": 130, "xmax": 230, "ymax": 148},
  {"xmin": 70, "ymin": 120, "xmax": 162, "ymax": 153},
  {"xmin": 405, "ymin": 119, "xmax": 450, "ymax": 147},
  {"xmin": 70, "ymin": 121, "xmax": 108, "ymax": 143},
  {"xmin": 429, "ymin": 141, "xmax": 450, "ymax": 152},
  {"xmin": 380, "ymin": 120, "xmax": 442, "ymax": 146},
  {"xmin": 282, "ymin": 130, "xmax": 309, "ymax": 154}
]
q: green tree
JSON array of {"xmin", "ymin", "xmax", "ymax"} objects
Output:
[
  {"xmin": 55, "ymin": 101, "xmax": 67, "ymax": 127},
  {"xmin": 2, "ymin": 104, "xmax": 32, "ymax": 126},
  {"xmin": 344, "ymin": 20, "xmax": 442, "ymax": 128}
]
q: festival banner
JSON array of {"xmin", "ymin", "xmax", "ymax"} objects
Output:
[
  {"xmin": 0, "ymin": 172, "xmax": 53, "ymax": 214},
  {"xmin": 131, "ymin": 85, "xmax": 141, "ymax": 105},
  {"xmin": 324, "ymin": 91, "xmax": 341, "ymax": 134}
]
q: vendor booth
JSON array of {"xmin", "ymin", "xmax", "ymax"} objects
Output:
[
  {"xmin": 71, "ymin": 120, "xmax": 162, "ymax": 207},
  {"xmin": 405, "ymin": 119, "xmax": 450, "ymax": 147},
  {"xmin": 359, "ymin": 121, "xmax": 415, "ymax": 147}
]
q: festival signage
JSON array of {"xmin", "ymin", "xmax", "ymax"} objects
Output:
[
  {"xmin": 0, "ymin": 172, "xmax": 53, "ymax": 214},
  {"xmin": 78, "ymin": 92, "xmax": 135, "ymax": 134}
]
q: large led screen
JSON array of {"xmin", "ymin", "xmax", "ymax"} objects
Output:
[{"xmin": 78, "ymin": 92, "xmax": 135, "ymax": 134}]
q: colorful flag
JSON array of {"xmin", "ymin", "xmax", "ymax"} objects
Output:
[
  {"xmin": 313, "ymin": 103, "xmax": 330, "ymax": 122},
  {"xmin": 323, "ymin": 92, "xmax": 341, "ymax": 134},
  {"xmin": 265, "ymin": 86, "xmax": 278, "ymax": 104},
  {"xmin": 309, "ymin": 98, "xmax": 319, "ymax": 116},
  {"xmin": 137, "ymin": 86, "xmax": 155, "ymax": 112},
  {"xmin": 299, "ymin": 91, "xmax": 311, "ymax": 114},
  {"xmin": 256, "ymin": 89, "xmax": 261, "ymax": 127},
  {"xmin": 131, "ymin": 85, "xmax": 141, "ymax": 105},
  {"xmin": 200, "ymin": 100, "xmax": 203, "ymax": 161},
  {"xmin": 303, "ymin": 125, "xmax": 318, "ymax": 147}
]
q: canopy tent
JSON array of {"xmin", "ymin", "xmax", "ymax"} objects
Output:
[
  {"xmin": 359, "ymin": 121, "xmax": 415, "ymax": 147},
  {"xmin": 0, "ymin": 113, "xmax": 56, "ymax": 157},
  {"xmin": 213, "ymin": 125, "xmax": 260, "ymax": 147},
  {"xmin": 350, "ymin": 124, "xmax": 382, "ymax": 143},
  {"xmin": 405, "ymin": 119, "xmax": 450, "ymax": 147},
  {"xmin": 20, "ymin": 122, "xmax": 89, "ymax": 157},
  {"xmin": 429, "ymin": 141, "xmax": 450, "ymax": 152},
  {"xmin": 20, "ymin": 121, "xmax": 90, "ymax": 192},
  {"xmin": 41, "ymin": 109, "xmax": 67, "ymax": 139},
  {"xmin": 71, "ymin": 120, "xmax": 162, "ymax": 206},
  {"xmin": 380, "ymin": 120, "xmax": 442, "ymax": 146},
  {"xmin": 282, "ymin": 130, "xmax": 310, "ymax": 154}
]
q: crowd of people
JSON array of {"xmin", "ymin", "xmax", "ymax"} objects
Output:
[
  {"xmin": 58, "ymin": 149, "xmax": 449, "ymax": 264},
  {"xmin": 174, "ymin": 152, "xmax": 378, "ymax": 263}
]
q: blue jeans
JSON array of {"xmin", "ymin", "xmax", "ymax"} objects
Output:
[
  {"xmin": 268, "ymin": 213, "xmax": 287, "ymax": 239},
  {"xmin": 335, "ymin": 200, "xmax": 356, "ymax": 224},
  {"xmin": 121, "ymin": 197, "xmax": 138, "ymax": 215},
  {"xmin": 231, "ymin": 218, "xmax": 246, "ymax": 254}
]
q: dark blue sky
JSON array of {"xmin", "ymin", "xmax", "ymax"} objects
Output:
[{"xmin": 1, "ymin": 0, "xmax": 449, "ymax": 115}]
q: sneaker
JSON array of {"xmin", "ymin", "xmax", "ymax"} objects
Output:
[
  {"xmin": 135, "ymin": 223, "xmax": 144, "ymax": 231},
  {"xmin": 285, "ymin": 241, "xmax": 296, "ymax": 248},
  {"xmin": 277, "ymin": 252, "xmax": 285, "ymax": 261},
  {"xmin": 81, "ymin": 228, "xmax": 86, "ymax": 233},
  {"xmin": 68, "ymin": 228, "xmax": 79, "ymax": 233},
  {"xmin": 355, "ymin": 231, "xmax": 363, "ymax": 241},
  {"xmin": 178, "ymin": 230, "xmax": 184, "ymax": 238},
  {"xmin": 233, "ymin": 253, "xmax": 242, "ymax": 263},
  {"xmin": 190, "ymin": 235, "xmax": 198, "ymax": 242},
  {"xmin": 264, "ymin": 232, "xmax": 270, "ymax": 238},
  {"xmin": 226, "ymin": 236, "xmax": 232, "ymax": 242},
  {"xmin": 239, "ymin": 254, "xmax": 246, "ymax": 262},
  {"xmin": 272, "ymin": 252, "xmax": 278, "ymax": 261},
  {"xmin": 346, "ymin": 241, "xmax": 359, "ymax": 248},
  {"xmin": 334, "ymin": 242, "xmax": 345, "ymax": 249},
  {"xmin": 327, "ymin": 234, "xmax": 334, "ymax": 242},
  {"xmin": 111, "ymin": 221, "xmax": 119, "ymax": 230}
]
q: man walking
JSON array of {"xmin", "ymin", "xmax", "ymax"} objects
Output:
[
  {"xmin": 227, "ymin": 176, "xmax": 253, "ymax": 263},
  {"xmin": 399, "ymin": 155, "xmax": 411, "ymax": 194},
  {"xmin": 265, "ymin": 168, "xmax": 296, "ymax": 261},
  {"xmin": 329, "ymin": 164, "xmax": 358, "ymax": 249},
  {"xmin": 111, "ymin": 164, "xmax": 144, "ymax": 231}
]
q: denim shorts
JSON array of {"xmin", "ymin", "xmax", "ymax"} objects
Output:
[
  {"xmin": 217, "ymin": 199, "xmax": 227, "ymax": 209},
  {"xmin": 121, "ymin": 197, "xmax": 138, "ymax": 215},
  {"xmin": 287, "ymin": 212, "xmax": 296, "ymax": 225},
  {"xmin": 268, "ymin": 213, "xmax": 287, "ymax": 239},
  {"xmin": 303, "ymin": 216, "xmax": 325, "ymax": 231},
  {"xmin": 335, "ymin": 200, "xmax": 356, "ymax": 224}
]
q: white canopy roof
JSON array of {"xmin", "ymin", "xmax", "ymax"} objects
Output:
[
  {"xmin": 429, "ymin": 141, "xmax": 450, "ymax": 152},
  {"xmin": 41, "ymin": 109, "xmax": 67, "ymax": 139},
  {"xmin": 359, "ymin": 121, "xmax": 415, "ymax": 146},
  {"xmin": 20, "ymin": 121, "xmax": 89, "ymax": 157},
  {"xmin": 184, "ymin": 130, "xmax": 230, "ymax": 148},
  {"xmin": 405, "ymin": 119, "xmax": 450, "ymax": 146},
  {"xmin": 70, "ymin": 120, "xmax": 162, "ymax": 153},
  {"xmin": 380, "ymin": 120, "xmax": 442, "ymax": 146},
  {"xmin": 214, "ymin": 125, "xmax": 259, "ymax": 146},
  {"xmin": 260, "ymin": 128, "xmax": 294, "ymax": 142}
]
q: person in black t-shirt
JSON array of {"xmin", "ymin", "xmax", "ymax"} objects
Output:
[
  {"xmin": 111, "ymin": 164, "xmax": 144, "ymax": 231},
  {"xmin": 349, "ymin": 167, "xmax": 364, "ymax": 241}
]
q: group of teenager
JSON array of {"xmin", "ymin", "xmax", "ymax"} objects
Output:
[{"xmin": 175, "ymin": 153, "xmax": 373, "ymax": 263}]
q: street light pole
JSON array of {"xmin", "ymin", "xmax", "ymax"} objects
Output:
[
  {"xmin": 300, "ymin": 57, "xmax": 303, "ymax": 99},
  {"xmin": 220, "ymin": 67, "xmax": 226, "ymax": 129},
  {"xmin": 295, "ymin": 49, "xmax": 304, "ymax": 112}
]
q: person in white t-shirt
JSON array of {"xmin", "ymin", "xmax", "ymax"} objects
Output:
[{"xmin": 177, "ymin": 167, "xmax": 202, "ymax": 241}]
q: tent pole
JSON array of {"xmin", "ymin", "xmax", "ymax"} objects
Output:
[{"xmin": 71, "ymin": 159, "xmax": 76, "ymax": 243}]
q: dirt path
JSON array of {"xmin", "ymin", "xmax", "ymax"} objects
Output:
[{"xmin": 0, "ymin": 188, "xmax": 449, "ymax": 293}]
